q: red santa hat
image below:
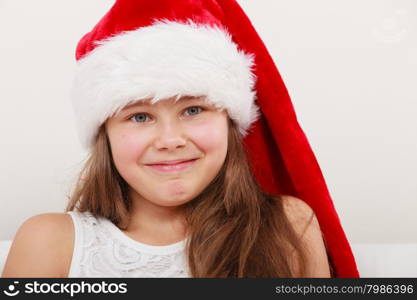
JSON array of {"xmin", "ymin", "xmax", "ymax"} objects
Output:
[{"xmin": 71, "ymin": 0, "xmax": 359, "ymax": 277}]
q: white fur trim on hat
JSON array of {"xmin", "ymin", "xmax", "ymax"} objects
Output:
[{"xmin": 71, "ymin": 19, "xmax": 260, "ymax": 149}]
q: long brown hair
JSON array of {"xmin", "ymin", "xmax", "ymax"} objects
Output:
[{"xmin": 66, "ymin": 117, "xmax": 321, "ymax": 277}]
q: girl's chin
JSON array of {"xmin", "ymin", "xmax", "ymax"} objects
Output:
[{"xmin": 152, "ymin": 197, "xmax": 193, "ymax": 208}]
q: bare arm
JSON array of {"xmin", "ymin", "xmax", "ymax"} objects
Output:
[
  {"xmin": 282, "ymin": 195, "xmax": 332, "ymax": 278},
  {"xmin": 1, "ymin": 213, "xmax": 74, "ymax": 278}
]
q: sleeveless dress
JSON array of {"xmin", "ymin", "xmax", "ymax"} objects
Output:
[{"xmin": 67, "ymin": 211, "xmax": 191, "ymax": 277}]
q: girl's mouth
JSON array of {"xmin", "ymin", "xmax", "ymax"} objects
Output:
[{"xmin": 145, "ymin": 158, "xmax": 198, "ymax": 173}]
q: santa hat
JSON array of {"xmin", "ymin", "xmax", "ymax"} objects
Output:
[{"xmin": 71, "ymin": 0, "xmax": 359, "ymax": 277}]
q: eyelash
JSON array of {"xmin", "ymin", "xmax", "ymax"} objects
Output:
[{"xmin": 128, "ymin": 106, "xmax": 206, "ymax": 123}]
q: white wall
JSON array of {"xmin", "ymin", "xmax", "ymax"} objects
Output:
[{"xmin": 1, "ymin": 0, "xmax": 416, "ymax": 244}]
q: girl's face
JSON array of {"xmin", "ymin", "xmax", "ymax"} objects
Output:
[{"xmin": 105, "ymin": 96, "xmax": 229, "ymax": 208}]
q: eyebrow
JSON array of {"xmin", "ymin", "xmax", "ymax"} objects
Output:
[{"xmin": 121, "ymin": 95, "xmax": 205, "ymax": 111}]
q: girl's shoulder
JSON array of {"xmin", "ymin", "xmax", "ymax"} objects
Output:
[
  {"xmin": 279, "ymin": 195, "xmax": 316, "ymax": 231},
  {"xmin": 277, "ymin": 194, "xmax": 331, "ymax": 277},
  {"xmin": 1, "ymin": 213, "xmax": 74, "ymax": 278}
]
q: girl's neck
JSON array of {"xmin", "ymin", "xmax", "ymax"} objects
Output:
[{"xmin": 124, "ymin": 194, "xmax": 188, "ymax": 244}]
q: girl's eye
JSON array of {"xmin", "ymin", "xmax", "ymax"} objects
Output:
[
  {"xmin": 129, "ymin": 106, "xmax": 204, "ymax": 123},
  {"xmin": 130, "ymin": 113, "xmax": 150, "ymax": 123},
  {"xmin": 185, "ymin": 106, "xmax": 204, "ymax": 116}
]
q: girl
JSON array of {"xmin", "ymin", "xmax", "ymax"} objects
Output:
[
  {"xmin": 2, "ymin": 96, "xmax": 329, "ymax": 278},
  {"xmin": 2, "ymin": 0, "xmax": 358, "ymax": 278}
]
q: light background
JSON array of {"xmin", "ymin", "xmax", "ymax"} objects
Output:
[{"xmin": 0, "ymin": 0, "xmax": 416, "ymax": 245}]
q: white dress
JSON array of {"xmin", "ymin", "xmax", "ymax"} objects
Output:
[{"xmin": 67, "ymin": 211, "xmax": 191, "ymax": 277}]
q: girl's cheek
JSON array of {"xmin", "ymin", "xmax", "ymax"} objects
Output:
[
  {"xmin": 112, "ymin": 130, "xmax": 149, "ymax": 161},
  {"xmin": 187, "ymin": 117, "xmax": 228, "ymax": 151}
]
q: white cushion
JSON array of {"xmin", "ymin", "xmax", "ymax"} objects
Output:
[
  {"xmin": 351, "ymin": 243, "xmax": 417, "ymax": 277},
  {"xmin": 0, "ymin": 240, "xmax": 12, "ymax": 276}
]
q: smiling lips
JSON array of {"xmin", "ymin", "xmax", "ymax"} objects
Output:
[{"xmin": 145, "ymin": 158, "xmax": 198, "ymax": 172}]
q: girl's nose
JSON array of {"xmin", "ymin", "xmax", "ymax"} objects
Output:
[{"xmin": 153, "ymin": 121, "xmax": 187, "ymax": 151}]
